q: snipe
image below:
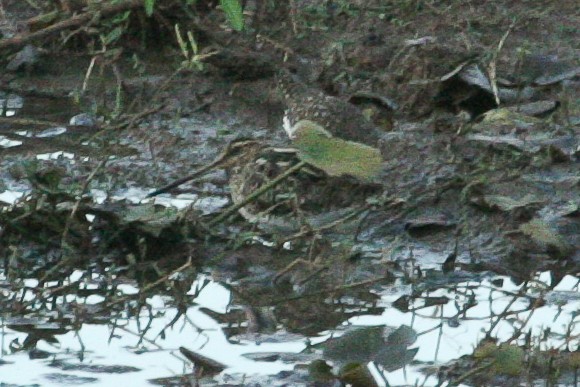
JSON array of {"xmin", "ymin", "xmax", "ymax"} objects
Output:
[{"xmin": 276, "ymin": 69, "xmax": 383, "ymax": 147}]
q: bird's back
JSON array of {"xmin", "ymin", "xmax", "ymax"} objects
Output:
[{"xmin": 276, "ymin": 69, "xmax": 383, "ymax": 146}]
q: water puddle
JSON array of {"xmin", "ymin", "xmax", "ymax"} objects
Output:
[{"xmin": 1, "ymin": 269, "xmax": 577, "ymax": 386}]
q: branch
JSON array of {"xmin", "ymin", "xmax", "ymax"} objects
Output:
[{"xmin": 0, "ymin": 0, "xmax": 143, "ymax": 50}]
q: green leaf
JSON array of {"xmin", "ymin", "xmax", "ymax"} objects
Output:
[
  {"xmin": 291, "ymin": 120, "xmax": 382, "ymax": 182},
  {"xmin": 103, "ymin": 26, "xmax": 124, "ymax": 45},
  {"xmin": 144, "ymin": 0, "xmax": 155, "ymax": 16},
  {"xmin": 111, "ymin": 10, "xmax": 131, "ymax": 23},
  {"xmin": 174, "ymin": 24, "xmax": 189, "ymax": 59},
  {"xmin": 220, "ymin": 0, "xmax": 244, "ymax": 31}
]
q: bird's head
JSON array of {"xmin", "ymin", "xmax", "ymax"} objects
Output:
[{"xmin": 275, "ymin": 68, "xmax": 307, "ymax": 101}]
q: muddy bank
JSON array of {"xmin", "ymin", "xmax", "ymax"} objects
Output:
[{"xmin": 0, "ymin": 1, "xmax": 578, "ymax": 386}]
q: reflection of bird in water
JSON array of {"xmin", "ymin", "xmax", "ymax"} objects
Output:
[{"xmin": 276, "ymin": 69, "xmax": 385, "ymax": 147}]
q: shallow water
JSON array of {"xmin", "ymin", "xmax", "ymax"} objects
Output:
[{"xmin": 1, "ymin": 269, "xmax": 577, "ymax": 386}]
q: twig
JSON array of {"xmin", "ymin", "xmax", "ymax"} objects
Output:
[
  {"xmin": 269, "ymin": 274, "xmax": 393, "ymax": 305},
  {"xmin": 0, "ymin": 117, "xmax": 66, "ymax": 127},
  {"xmin": 61, "ymin": 159, "xmax": 107, "ymax": 245},
  {"xmin": 146, "ymin": 139, "xmax": 260, "ymax": 198},
  {"xmin": 278, "ymin": 205, "xmax": 370, "ymax": 247},
  {"xmin": 488, "ymin": 18, "xmax": 517, "ymax": 106},
  {"xmin": 288, "ymin": 0, "xmax": 298, "ymax": 34},
  {"xmin": 487, "ymin": 282, "xmax": 528, "ymax": 336},
  {"xmin": 207, "ymin": 160, "xmax": 307, "ymax": 227},
  {"xmin": 448, "ymin": 361, "xmax": 495, "ymax": 386},
  {"xmin": 256, "ymin": 34, "xmax": 295, "ymax": 57},
  {"xmin": 61, "ymin": 9, "xmax": 103, "ymax": 47},
  {"xmin": 0, "ymin": 0, "xmax": 143, "ymax": 50},
  {"xmin": 105, "ymin": 257, "xmax": 194, "ymax": 308},
  {"xmin": 40, "ymin": 159, "xmax": 107, "ymax": 283},
  {"xmin": 86, "ymin": 105, "xmax": 164, "ymax": 144}
]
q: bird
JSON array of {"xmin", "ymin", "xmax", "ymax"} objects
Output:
[{"xmin": 276, "ymin": 69, "xmax": 384, "ymax": 147}]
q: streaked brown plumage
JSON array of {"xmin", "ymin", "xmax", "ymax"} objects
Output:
[{"xmin": 276, "ymin": 69, "xmax": 383, "ymax": 147}]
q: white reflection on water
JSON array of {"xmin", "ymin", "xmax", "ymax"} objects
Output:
[
  {"xmin": 0, "ymin": 191, "xmax": 24, "ymax": 204},
  {"xmin": 357, "ymin": 273, "xmax": 579, "ymax": 386},
  {"xmin": 0, "ymin": 275, "xmax": 302, "ymax": 386},
  {"xmin": 0, "ymin": 136, "xmax": 23, "ymax": 148},
  {"xmin": 0, "ymin": 271, "xmax": 578, "ymax": 386},
  {"xmin": 0, "ymin": 186, "xmax": 227, "ymax": 217}
]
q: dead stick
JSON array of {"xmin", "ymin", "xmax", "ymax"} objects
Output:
[
  {"xmin": 278, "ymin": 205, "xmax": 370, "ymax": 246},
  {"xmin": 86, "ymin": 105, "xmax": 164, "ymax": 144},
  {"xmin": 0, "ymin": 0, "xmax": 143, "ymax": 50},
  {"xmin": 40, "ymin": 159, "xmax": 107, "ymax": 283},
  {"xmin": 105, "ymin": 257, "xmax": 193, "ymax": 308},
  {"xmin": 0, "ymin": 117, "xmax": 65, "ymax": 127},
  {"xmin": 269, "ymin": 274, "xmax": 393, "ymax": 305},
  {"xmin": 146, "ymin": 139, "xmax": 260, "ymax": 198}
]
